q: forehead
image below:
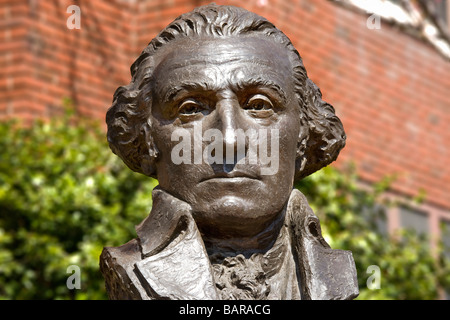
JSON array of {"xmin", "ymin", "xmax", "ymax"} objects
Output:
[{"xmin": 152, "ymin": 36, "xmax": 294, "ymax": 96}]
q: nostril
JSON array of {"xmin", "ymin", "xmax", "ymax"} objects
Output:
[
  {"xmin": 223, "ymin": 163, "xmax": 234, "ymax": 173},
  {"xmin": 223, "ymin": 154, "xmax": 237, "ymax": 173}
]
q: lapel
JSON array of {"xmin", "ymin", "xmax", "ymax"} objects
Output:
[
  {"xmin": 133, "ymin": 187, "xmax": 359, "ymax": 300},
  {"xmin": 287, "ymin": 189, "xmax": 359, "ymax": 300},
  {"xmin": 134, "ymin": 187, "xmax": 218, "ymax": 299}
]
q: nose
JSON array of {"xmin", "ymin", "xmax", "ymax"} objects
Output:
[
  {"xmin": 215, "ymin": 97, "xmax": 246, "ymax": 171},
  {"xmin": 217, "ymin": 98, "xmax": 238, "ymax": 145}
]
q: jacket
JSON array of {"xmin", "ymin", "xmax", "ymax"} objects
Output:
[{"xmin": 100, "ymin": 187, "xmax": 359, "ymax": 300}]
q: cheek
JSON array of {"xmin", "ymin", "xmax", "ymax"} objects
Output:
[
  {"xmin": 275, "ymin": 113, "xmax": 301, "ymax": 178},
  {"xmin": 151, "ymin": 124, "xmax": 179, "ymax": 181},
  {"xmin": 151, "ymin": 123, "xmax": 210, "ymax": 190},
  {"xmin": 279, "ymin": 114, "xmax": 301, "ymax": 151}
]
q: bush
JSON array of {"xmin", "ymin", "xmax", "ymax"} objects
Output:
[
  {"xmin": 0, "ymin": 114, "xmax": 157, "ymax": 299},
  {"xmin": 296, "ymin": 167, "xmax": 450, "ymax": 299}
]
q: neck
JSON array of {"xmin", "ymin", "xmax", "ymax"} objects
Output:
[
  {"xmin": 207, "ymin": 212, "xmax": 298, "ymax": 300},
  {"xmin": 202, "ymin": 204, "xmax": 287, "ymax": 260}
]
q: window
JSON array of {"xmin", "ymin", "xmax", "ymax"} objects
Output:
[
  {"xmin": 399, "ymin": 206, "xmax": 429, "ymax": 235},
  {"xmin": 441, "ymin": 219, "xmax": 450, "ymax": 258},
  {"xmin": 362, "ymin": 204, "xmax": 388, "ymax": 236},
  {"xmin": 443, "ymin": 220, "xmax": 450, "ymax": 300}
]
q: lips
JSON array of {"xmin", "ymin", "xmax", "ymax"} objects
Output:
[{"xmin": 199, "ymin": 169, "xmax": 260, "ymax": 182}]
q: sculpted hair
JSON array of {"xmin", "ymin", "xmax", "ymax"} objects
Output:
[{"xmin": 106, "ymin": 4, "xmax": 346, "ymax": 181}]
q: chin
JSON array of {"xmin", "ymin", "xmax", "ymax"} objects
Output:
[{"xmin": 191, "ymin": 195, "xmax": 284, "ymax": 238}]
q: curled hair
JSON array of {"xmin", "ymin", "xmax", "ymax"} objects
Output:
[{"xmin": 106, "ymin": 4, "xmax": 346, "ymax": 180}]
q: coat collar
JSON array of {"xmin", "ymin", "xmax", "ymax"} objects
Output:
[
  {"xmin": 133, "ymin": 187, "xmax": 359, "ymax": 300},
  {"xmin": 134, "ymin": 187, "xmax": 218, "ymax": 299}
]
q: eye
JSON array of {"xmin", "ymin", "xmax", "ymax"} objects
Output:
[
  {"xmin": 243, "ymin": 94, "xmax": 275, "ymax": 117},
  {"xmin": 244, "ymin": 94, "xmax": 274, "ymax": 111},
  {"xmin": 178, "ymin": 99, "xmax": 203, "ymax": 115}
]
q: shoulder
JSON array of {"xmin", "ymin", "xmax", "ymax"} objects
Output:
[{"xmin": 100, "ymin": 239, "xmax": 147, "ymax": 299}]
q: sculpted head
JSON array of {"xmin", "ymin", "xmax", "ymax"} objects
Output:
[{"xmin": 106, "ymin": 4, "xmax": 345, "ymax": 242}]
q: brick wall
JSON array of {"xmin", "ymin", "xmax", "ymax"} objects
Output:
[
  {"xmin": 0, "ymin": 1, "xmax": 28, "ymax": 121},
  {"xmin": 1, "ymin": 0, "xmax": 449, "ymax": 211},
  {"xmin": 0, "ymin": 0, "xmax": 137, "ymax": 123}
]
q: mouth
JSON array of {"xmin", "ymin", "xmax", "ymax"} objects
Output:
[{"xmin": 199, "ymin": 170, "xmax": 260, "ymax": 183}]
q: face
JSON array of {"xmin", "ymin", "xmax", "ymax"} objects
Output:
[{"xmin": 149, "ymin": 36, "xmax": 302, "ymax": 239}]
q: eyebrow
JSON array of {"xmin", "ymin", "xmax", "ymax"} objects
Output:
[
  {"xmin": 159, "ymin": 75, "xmax": 288, "ymax": 104},
  {"xmin": 231, "ymin": 76, "xmax": 287, "ymax": 104},
  {"xmin": 162, "ymin": 81, "xmax": 220, "ymax": 104}
]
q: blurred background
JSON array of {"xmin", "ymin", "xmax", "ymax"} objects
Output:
[{"xmin": 0, "ymin": 0, "xmax": 449, "ymax": 299}]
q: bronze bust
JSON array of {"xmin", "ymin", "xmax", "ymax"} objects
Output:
[{"xmin": 100, "ymin": 4, "xmax": 358, "ymax": 300}]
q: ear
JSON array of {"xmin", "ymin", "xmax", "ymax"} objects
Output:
[
  {"xmin": 139, "ymin": 124, "xmax": 159, "ymax": 178},
  {"xmin": 140, "ymin": 154, "xmax": 157, "ymax": 178}
]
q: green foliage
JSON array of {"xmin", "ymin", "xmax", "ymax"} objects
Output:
[
  {"xmin": 0, "ymin": 114, "xmax": 157, "ymax": 299},
  {"xmin": 296, "ymin": 166, "xmax": 450, "ymax": 300},
  {"xmin": 0, "ymin": 112, "xmax": 448, "ymax": 299}
]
